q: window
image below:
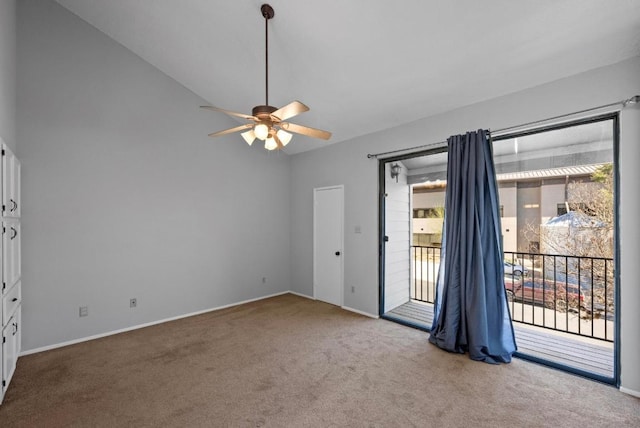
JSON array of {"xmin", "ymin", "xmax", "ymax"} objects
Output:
[
  {"xmin": 413, "ymin": 208, "xmax": 444, "ymax": 219},
  {"xmin": 557, "ymin": 202, "xmax": 595, "ymax": 216},
  {"xmin": 557, "ymin": 203, "xmax": 568, "ymax": 216},
  {"xmin": 493, "ymin": 115, "xmax": 617, "ymax": 380}
]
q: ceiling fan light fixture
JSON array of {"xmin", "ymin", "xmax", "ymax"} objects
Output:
[
  {"xmin": 241, "ymin": 129, "xmax": 256, "ymax": 145},
  {"xmin": 276, "ymin": 129, "xmax": 292, "ymax": 146},
  {"xmin": 264, "ymin": 137, "xmax": 278, "ymax": 151},
  {"xmin": 254, "ymin": 123, "xmax": 270, "ymax": 140}
]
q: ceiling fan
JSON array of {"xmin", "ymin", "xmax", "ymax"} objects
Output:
[{"xmin": 201, "ymin": 4, "xmax": 331, "ymax": 151}]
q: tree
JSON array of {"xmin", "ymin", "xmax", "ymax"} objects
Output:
[
  {"xmin": 524, "ymin": 164, "xmax": 614, "ymax": 314},
  {"xmin": 564, "ymin": 163, "xmax": 613, "ymax": 259}
]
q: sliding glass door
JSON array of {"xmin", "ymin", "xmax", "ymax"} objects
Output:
[
  {"xmin": 379, "ymin": 114, "xmax": 619, "ymax": 384},
  {"xmin": 492, "ymin": 115, "xmax": 618, "ymax": 383}
]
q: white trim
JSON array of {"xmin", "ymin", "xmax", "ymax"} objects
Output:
[
  {"xmin": 290, "ymin": 291, "xmax": 377, "ymax": 318},
  {"xmin": 342, "ymin": 305, "xmax": 379, "ymax": 319},
  {"xmin": 19, "ymin": 290, "xmax": 380, "ymax": 357},
  {"xmin": 619, "ymin": 386, "xmax": 640, "ymax": 398},
  {"xmin": 288, "ymin": 291, "xmax": 314, "ymax": 300},
  {"xmin": 19, "ymin": 291, "xmax": 289, "ymax": 356}
]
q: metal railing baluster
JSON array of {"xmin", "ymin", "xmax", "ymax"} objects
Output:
[{"xmin": 407, "ymin": 246, "xmax": 614, "ymax": 342}]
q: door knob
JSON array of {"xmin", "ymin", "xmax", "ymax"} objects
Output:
[{"xmin": 335, "ymin": 251, "xmax": 341, "ymax": 256}]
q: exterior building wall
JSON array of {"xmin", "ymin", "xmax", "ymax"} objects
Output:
[
  {"xmin": 412, "ymin": 177, "xmax": 591, "ymax": 254},
  {"xmin": 413, "ymin": 191, "xmax": 445, "ymax": 208},
  {"xmin": 540, "ymin": 181, "xmax": 565, "ymax": 223},
  {"xmin": 499, "ymin": 184, "xmax": 518, "ymax": 252},
  {"xmin": 412, "ymin": 190, "xmax": 445, "ymax": 246}
]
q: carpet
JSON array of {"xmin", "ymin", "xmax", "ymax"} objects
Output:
[{"xmin": 0, "ymin": 294, "xmax": 637, "ymax": 427}]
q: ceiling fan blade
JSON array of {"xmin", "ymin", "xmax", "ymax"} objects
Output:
[
  {"xmin": 271, "ymin": 101, "xmax": 309, "ymax": 121},
  {"xmin": 280, "ymin": 122, "xmax": 332, "ymax": 140},
  {"xmin": 273, "ymin": 133, "xmax": 284, "ymax": 150},
  {"xmin": 208, "ymin": 124, "xmax": 253, "ymax": 138},
  {"xmin": 200, "ymin": 105, "xmax": 256, "ymax": 121}
]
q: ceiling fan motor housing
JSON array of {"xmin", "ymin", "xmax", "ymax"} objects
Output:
[
  {"xmin": 252, "ymin": 105, "xmax": 278, "ymax": 138},
  {"xmin": 252, "ymin": 105, "xmax": 277, "ymax": 116},
  {"xmin": 252, "ymin": 104, "xmax": 279, "ymax": 124}
]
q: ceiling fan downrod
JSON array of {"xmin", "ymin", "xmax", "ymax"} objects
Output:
[{"xmin": 261, "ymin": 4, "xmax": 274, "ymax": 107}]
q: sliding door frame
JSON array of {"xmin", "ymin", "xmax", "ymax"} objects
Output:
[
  {"xmin": 378, "ymin": 113, "xmax": 620, "ymax": 387},
  {"xmin": 492, "ymin": 112, "xmax": 620, "ymax": 386},
  {"xmin": 377, "ymin": 146, "xmax": 447, "ymax": 330}
]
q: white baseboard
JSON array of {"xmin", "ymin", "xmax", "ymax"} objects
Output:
[
  {"xmin": 288, "ymin": 291, "xmax": 314, "ymax": 300},
  {"xmin": 20, "ymin": 291, "xmax": 290, "ymax": 356},
  {"xmin": 20, "ymin": 291, "xmax": 378, "ymax": 356},
  {"xmin": 288, "ymin": 291, "xmax": 378, "ymax": 318},
  {"xmin": 619, "ymin": 386, "xmax": 640, "ymax": 398},
  {"xmin": 289, "ymin": 291, "xmax": 378, "ymax": 318},
  {"xmin": 342, "ymin": 305, "xmax": 379, "ymax": 319}
]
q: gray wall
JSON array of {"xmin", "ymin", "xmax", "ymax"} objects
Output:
[
  {"xmin": 0, "ymin": 0, "xmax": 16, "ymax": 150},
  {"xmin": 12, "ymin": 0, "xmax": 640, "ymax": 396},
  {"xmin": 290, "ymin": 56, "xmax": 640, "ymax": 394},
  {"xmin": 619, "ymin": 104, "xmax": 640, "ymax": 396},
  {"xmin": 291, "ymin": 141, "xmax": 379, "ymax": 314},
  {"xmin": 17, "ymin": 0, "xmax": 291, "ymax": 351}
]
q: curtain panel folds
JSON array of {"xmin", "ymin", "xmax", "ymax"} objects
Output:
[{"xmin": 429, "ymin": 129, "xmax": 517, "ymax": 363}]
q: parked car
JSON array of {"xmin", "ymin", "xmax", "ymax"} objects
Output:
[
  {"xmin": 504, "ymin": 278, "xmax": 586, "ymax": 311},
  {"xmin": 504, "ymin": 261, "xmax": 528, "ymax": 276}
]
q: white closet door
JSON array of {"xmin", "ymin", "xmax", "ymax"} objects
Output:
[
  {"xmin": 2, "ymin": 219, "xmax": 20, "ymax": 290},
  {"xmin": 2, "ymin": 146, "xmax": 19, "ymax": 219}
]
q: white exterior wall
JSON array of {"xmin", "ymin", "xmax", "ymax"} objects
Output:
[
  {"xmin": 413, "ymin": 218, "xmax": 444, "ymax": 235},
  {"xmin": 384, "ymin": 162, "xmax": 410, "ymax": 312},
  {"xmin": 540, "ymin": 182, "xmax": 565, "ymax": 223}
]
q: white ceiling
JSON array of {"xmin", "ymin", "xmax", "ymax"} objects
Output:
[{"xmin": 54, "ymin": 0, "xmax": 640, "ymax": 155}]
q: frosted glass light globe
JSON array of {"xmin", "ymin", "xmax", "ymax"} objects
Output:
[{"xmin": 254, "ymin": 123, "xmax": 269, "ymax": 140}]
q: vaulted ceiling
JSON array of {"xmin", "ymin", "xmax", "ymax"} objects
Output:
[{"xmin": 55, "ymin": 0, "xmax": 640, "ymax": 154}]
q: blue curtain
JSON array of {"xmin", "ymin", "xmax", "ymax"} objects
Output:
[{"xmin": 429, "ymin": 129, "xmax": 517, "ymax": 363}]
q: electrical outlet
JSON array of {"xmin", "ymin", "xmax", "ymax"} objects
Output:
[
  {"xmin": 79, "ymin": 306, "xmax": 88, "ymax": 317},
  {"xmin": 262, "ymin": 277, "xmax": 267, "ymax": 284},
  {"xmin": 130, "ymin": 298, "xmax": 137, "ymax": 308},
  {"xmin": 351, "ymin": 286, "xmax": 355, "ymax": 293}
]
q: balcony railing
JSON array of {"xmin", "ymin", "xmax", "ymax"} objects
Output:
[{"xmin": 410, "ymin": 246, "xmax": 614, "ymax": 342}]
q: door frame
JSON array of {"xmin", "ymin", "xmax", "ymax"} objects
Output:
[
  {"xmin": 378, "ymin": 115, "xmax": 620, "ymax": 386},
  {"xmin": 313, "ymin": 185, "xmax": 345, "ymax": 306},
  {"xmin": 491, "ymin": 113, "xmax": 621, "ymax": 386},
  {"xmin": 378, "ymin": 148, "xmax": 447, "ymax": 319}
]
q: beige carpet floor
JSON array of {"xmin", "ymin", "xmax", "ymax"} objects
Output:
[{"xmin": 0, "ymin": 294, "xmax": 638, "ymax": 427}]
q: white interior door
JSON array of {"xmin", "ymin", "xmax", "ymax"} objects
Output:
[{"xmin": 314, "ymin": 186, "xmax": 343, "ymax": 306}]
